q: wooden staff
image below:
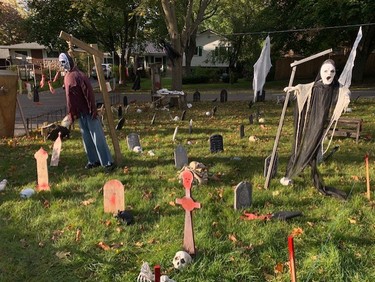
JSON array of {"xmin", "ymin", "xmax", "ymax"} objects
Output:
[
  {"xmin": 264, "ymin": 48, "xmax": 333, "ymax": 189},
  {"xmin": 288, "ymin": 236, "xmax": 297, "ymax": 282},
  {"xmin": 365, "ymin": 154, "xmax": 371, "ymax": 200}
]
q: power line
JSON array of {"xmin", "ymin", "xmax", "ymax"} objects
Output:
[{"xmin": 227, "ymin": 22, "xmax": 375, "ymax": 36}]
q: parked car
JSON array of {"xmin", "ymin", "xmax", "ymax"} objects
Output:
[{"xmin": 91, "ymin": 64, "xmax": 112, "ymax": 79}]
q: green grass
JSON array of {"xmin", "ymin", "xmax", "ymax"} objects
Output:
[{"xmin": 1, "ymin": 93, "xmax": 375, "ymax": 281}]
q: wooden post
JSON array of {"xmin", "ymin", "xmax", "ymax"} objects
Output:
[
  {"xmin": 288, "ymin": 236, "xmax": 297, "ymax": 282},
  {"xmin": 365, "ymin": 154, "xmax": 371, "ymax": 200},
  {"xmin": 264, "ymin": 48, "xmax": 332, "ymax": 189},
  {"xmin": 59, "ymin": 31, "xmax": 122, "ymax": 165}
]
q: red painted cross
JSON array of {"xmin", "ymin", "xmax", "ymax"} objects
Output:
[{"xmin": 176, "ymin": 170, "xmax": 201, "ymax": 255}]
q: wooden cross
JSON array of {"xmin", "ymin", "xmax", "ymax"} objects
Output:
[
  {"xmin": 176, "ymin": 170, "xmax": 201, "ymax": 255},
  {"xmin": 34, "ymin": 147, "xmax": 50, "ymax": 191}
]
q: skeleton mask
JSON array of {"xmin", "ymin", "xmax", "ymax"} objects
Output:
[
  {"xmin": 172, "ymin": 250, "xmax": 192, "ymax": 270},
  {"xmin": 58, "ymin": 53, "xmax": 74, "ymax": 72},
  {"xmin": 319, "ymin": 61, "xmax": 336, "ymax": 85}
]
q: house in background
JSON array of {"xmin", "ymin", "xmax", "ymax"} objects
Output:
[{"xmin": 183, "ymin": 29, "xmax": 230, "ymax": 70}]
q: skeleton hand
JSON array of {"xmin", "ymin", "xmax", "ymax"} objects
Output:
[{"xmin": 283, "ymin": 86, "xmax": 297, "ymax": 93}]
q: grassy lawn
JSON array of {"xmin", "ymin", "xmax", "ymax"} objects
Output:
[{"xmin": 1, "ymin": 88, "xmax": 375, "ymax": 281}]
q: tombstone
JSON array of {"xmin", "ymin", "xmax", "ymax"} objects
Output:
[
  {"xmin": 210, "ymin": 134, "xmax": 223, "ymax": 153},
  {"xmin": 103, "ymin": 179, "xmax": 125, "ymax": 213},
  {"xmin": 220, "ymin": 89, "xmax": 228, "ymax": 102},
  {"xmin": 249, "ymin": 114, "xmax": 254, "ymax": 125},
  {"xmin": 180, "ymin": 110, "xmax": 186, "ymax": 121},
  {"xmin": 256, "ymin": 108, "xmax": 260, "ymax": 121},
  {"xmin": 34, "ymin": 147, "xmax": 50, "ymax": 191},
  {"xmin": 174, "ymin": 145, "xmax": 188, "ymax": 169},
  {"xmin": 193, "ymin": 90, "xmax": 200, "ymax": 102},
  {"xmin": 176, "ymin": 170, "xmax": 201, "ymax": 255},
  {"xmin": 239, "ymin": 124, "xmax": 245, "ymax": 138},
  {"xmin": 150, "ymin": 113, "xmax": 156, "ymax": 125},
  {"xmin": 264, "ymin": 153, "xmax": 278, "ymax": 178},
  {"xmin": 123, "ymin": 95, "xmax": 128, "ymax": 106},
  {"xmin": 118, "ymin": 105, "xmax": 123, "ymax": 118},
  {"xmin": 189, "ymin": 119, "xmax": 193, "ymax": 134},
  {"xmin": 50, "ymin": 132, "xmax": 62, "ymax": 167},
  {"xmin": 234, "ymin": 181, "xmax": 252, "ymax": 210},
  {"xmin": 212, "ymin": 106, "xmax": 217, "ymax": 116},
  {"xmin": 172, "ymin": 126, "xmax": 179, "ymax": 142},
  {"xmin": 127, "ymin": 133, "xmax": 141, "ymax": 151},
  {"xmin": 115, "ymin": 117, "xmax": 125, "ymax": 130}
]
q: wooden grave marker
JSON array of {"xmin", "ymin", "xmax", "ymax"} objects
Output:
[
  {"xmin": 50, "ymin": 132, "xmax": 62, "ymax": 167},
  {"xmin": 103, "ymin": 179, "xmax": 125, "ymax": 213},
  {"xmin": 34, "ymin": 147, "xmax": 50, "ymax": 191},
  {"xmin": 176, "ymin": 170, "xmax": 201, "ymax": 255}
]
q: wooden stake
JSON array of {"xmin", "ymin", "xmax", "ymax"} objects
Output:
[
  {"xmin": 288, "ymin": 236, "xmax": 297, "ymax": 282},
  {"xmin": 365, "ymin": 154, "xmax": 371, "ymax": 200},
  {"xmin": 264, "ymin": 48, "xmax": 332, "ymax": 189},
  {"xmin": 154, "ymin": 265, "xmax": 160, "ymax": 282}
]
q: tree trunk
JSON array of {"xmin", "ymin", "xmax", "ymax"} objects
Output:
[
  {"xmin": 184, "ymin": 31, "xmax": 197, "ymax": 76},
  {"xmin": 171, "ymin": 36, "xmax": 183, "ymax": 91}
]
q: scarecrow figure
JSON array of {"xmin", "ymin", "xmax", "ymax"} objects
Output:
[{"xmin": 280, "ymin": 59, "xmax": 350, "ymax": 200}]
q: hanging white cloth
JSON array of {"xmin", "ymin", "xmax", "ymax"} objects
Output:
[{"xmin": 252, "ymin": 35, "xmax": 272, "ymax": 102}]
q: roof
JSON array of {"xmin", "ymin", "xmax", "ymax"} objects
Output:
[
  {"xmin": 0, "ymin": 49, "xmax": 10, "ymax": 59},
  {"xmin": 143, "ymin": 42, "xmax": 164, "ymax": 55},
  {"xmin": 4, "ymin": 42, "xmax": 47, "ymax": 50}
]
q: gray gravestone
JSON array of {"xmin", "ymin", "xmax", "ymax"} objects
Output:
[
  {"xmin": 210, "ymin": 134, "xmax": 223, "ymax": 153},
  {"xmin": 127, "ymin": 133, "xmax": 141, "ymax": 150},
  {"xmin": 264, "ymin": 153, "xmax": 278, "ymax": 178},
  {"xmin": 193, "ymin": 90, "xmax": 200, "ymax": 102},
  {"xmin": 234, "ymin": 181, "xmax": 252, "ymax": 210},
  {"xmin": 174, "ymin": 144, "xmax": 188, "ymax": 169},
  {"xmin": 220, "ymin": 89, "xmax": 228, "ymax": 102},
  {"xmin": 249, "ymin": 114, "xmax": 254, "ymax": 125},
  {"xmin": 189, "ymin": 119, "xmax": 193, "ymax": 134},
  {"xmin": 240, "ymin": 124, "xmax": 244, "ymax": 138}
]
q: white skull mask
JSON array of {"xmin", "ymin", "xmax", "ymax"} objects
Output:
[
  {"xmin": 172, "ymin": 250, "xmax": 192, "ymax": 270},
  {"xmin": 319, "ymin": 62, "xmax": 336, "ymax": 85}
]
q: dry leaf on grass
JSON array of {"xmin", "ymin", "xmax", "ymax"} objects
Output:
[
  {"xmin": 135, "ymin": 241, "xmax": 144, "ymax": 247},
  {"xmin": 75, "ymin": 229, "xmax": 81, "ymax": 242},
  {"xmin": 97, "ymin": 241, "xmax": 110, "ymax": 251},
  {"xmin": 169, "ymin": 201, "xmax": 176, "ymax": 207},
  {"xmin": 55, "ymin": 251, "xmax": 71, "ymax": 259},
  {"xmin": 348, "ymin": 218, "xmax": 357, "ymax": 224},
  {"xmin": 229, "ymin": 234, "xmax": 237, "ymax": 242},
  {"xmin": 290, "ymin": 227, "xmax": 303, "ymax": 237},
  {"xmin": 81, "ymin": 198, "xmax": 96, "ymax": 206},
  {"xmin": 274, "ymin": 262, "xmax": 284, "ymax": 274}
]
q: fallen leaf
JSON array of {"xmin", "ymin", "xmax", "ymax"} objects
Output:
[
  {"xmin": 274, "ymin": 262, "xmax": 283, "ymax": 274},
  {"xmin": 38, "ymin": 241, "xmax": 45, "ymax": 248},
  {"xmin": 229, "ymin": 234, "xmax": 237, "ymax": 242},
  {"xmin": 307, "ymin": 221, "xmax": 314, "ymax": 227},
  {"xmin": 348, "ymin": 218, "xmax": 357, "ymax": 224},
  {"xmin": 75, "ymin": 229, "xmax": 81, "ymax": 242},
  {"xmin": 55, "ymin": 251, "xmax": 70, "ymax": 259},
  {"xmin": 290, "ymin": 227, "xmax": 303, "ymax": 237},
  {"xmin": 169, "ymin": 201, "xmax": 176, "ymax": 206},
  {"xmin": 135, "ymin": 241, "xmax": 144, "ymax": 247},
  {"xmin": 272, "ymin": 191, "xmax": 280, "ymax": 196},
  {"xmin": 123, "ymin": 166, "xmax": 130, "ymax": 174},
  {"xmin": 97, "ymin": 241, "xmax": 110, "ymax": 251},
  {"xmin": 81, "ymin": 198, "xmax": 96, "ymax": 206}
]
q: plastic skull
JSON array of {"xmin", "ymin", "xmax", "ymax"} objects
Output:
[
  {"xmin": 160, "ymin": 275, "xmax": 176, "ymax": 282},
  {"xmin": 133, "ymin": 146, "xmax": 142, "ymax": 153},
  {"xmin": 172, "ymin": 250, "xmax": 192, "ymax": 270}
]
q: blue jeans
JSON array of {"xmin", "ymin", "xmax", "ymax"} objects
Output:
[{"xmin": 78, "ymin": 114, "xmax": 113, "ymax": 166}]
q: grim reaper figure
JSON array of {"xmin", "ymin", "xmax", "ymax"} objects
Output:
[{"xmin": 280, "ymin": 59, "xmax": 350, "ymax": 200}]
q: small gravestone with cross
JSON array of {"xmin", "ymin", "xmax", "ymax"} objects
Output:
[
  {"xmin": 34, "ymin": 147, "xmax": 50, "ymax": 191},
  {"xmin": 174, "ymin": 144, "xmax": 188, "ymax": 169},
  {"xmin": 176, "ymin": 170, "xmax": 201, "ymax": 255},
  {"xmin": 103, "ymin": 179, "xmax": 125, "ymax": 213},
  {"xmin": 210, "ymin": 134, "xmax": 223, "ymax": 153},
  {"xmin": 127, "ymin": 133, "xmax": 141, "ymax": 151},
  {"xmin": 264, "ymin": 153, "xmax": 278, "ymax": 179},
  {"xmin": 234, "ymin": 181, "xmax": 252, "ymax": 210}
]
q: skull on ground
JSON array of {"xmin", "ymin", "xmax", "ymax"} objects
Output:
[{"xmin": 172, "ymin": 250, "xmax": 192, "ymax": 270}]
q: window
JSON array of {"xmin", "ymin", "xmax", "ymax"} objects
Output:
[{"xmin": 194, "ymin": 46, "xmax": 203, "ymax": 56}]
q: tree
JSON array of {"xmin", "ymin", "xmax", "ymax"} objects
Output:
[
  {"xmin": 160, "ymin": 0, "xmax": 219, "ymax": 90},
  {"xmin": 0, "ymin": 2, "xmax": 28, "ymax": 44}
]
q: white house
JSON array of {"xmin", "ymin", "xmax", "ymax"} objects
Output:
[{"xmin": 183, "ymin": 29, "xmax": 230, "ymax": 68}]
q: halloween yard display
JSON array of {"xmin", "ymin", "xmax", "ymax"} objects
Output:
[{"xmin": 279, "ymin": 59, "xmax": 349, "ymax": 199}]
